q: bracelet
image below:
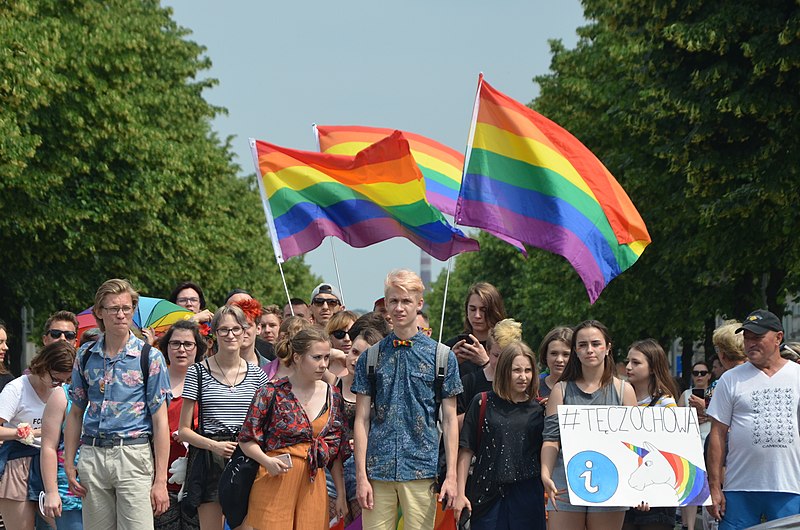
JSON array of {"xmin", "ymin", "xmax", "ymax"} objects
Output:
[{"xmin": 479, "ymin": 360, "xmax": 490, "ymax": 368}]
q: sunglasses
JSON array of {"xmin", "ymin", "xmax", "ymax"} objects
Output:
[
  {"xmin": 47, "ymin": 329, "xmax": 77, "ymax": 341},
  {"xmin": 692, "ymin": 370, "xmax": 709, "ymax": 377},
  {"xmin": 311, "ymin": 297, "xmax": 340, "ymax": 308},
  {"xmin": 331, "ymin": 329, "xmax": 351, "ymax": 340}
]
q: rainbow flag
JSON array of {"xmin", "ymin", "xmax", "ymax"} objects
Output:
[
  {"xmin": 314, "ymin": 124, "xmax": 464, "ymax": 216},
  {"xmin": 250, "ymin": 131, "xmax": 479, "ymax": 262},
  {"xmin": 456, "ymin": 75, "xmax": 651, "ymax": 302}
]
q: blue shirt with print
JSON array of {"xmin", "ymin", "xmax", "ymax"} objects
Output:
[
  {"xmin": 351, "ymin": 332, "xmax": 462, "ymax": 482},
  {"xmin": 70, "ymin": 333, "xmax": 171, "ymax": 439}
]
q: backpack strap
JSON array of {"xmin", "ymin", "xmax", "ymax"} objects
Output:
[
  {"xmin": 365, "ymin": 343, "xmax": 382, "ymax": 403},
  {"xmin": 79, "ymin": 341, "xmax": 98, "ymax": 377},
  {"xmin": 141, "ymin": 343, "xmax": 151, "ymax": 389},
  {"xmin": 433, "ymin": 342, "xmax": 450, "ymax": 427}
]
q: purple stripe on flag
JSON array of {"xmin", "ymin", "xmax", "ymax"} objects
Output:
[
  {"xmin": 458, "ymin": 198, "xmax": 609, "ymax": 301},
  {"xmin": 279, "ymin": 217, "xmax": 479, "ymax": 262}
]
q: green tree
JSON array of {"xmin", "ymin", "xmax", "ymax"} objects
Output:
[
  {"xmin": 430, "ymin": 1, "xmax": 800, "ymax": 383},
  {"xmin": 0, "ymin": 0, "xmax": 317, "ymax": 370}
]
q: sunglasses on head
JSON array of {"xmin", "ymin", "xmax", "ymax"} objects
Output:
[
  {"xmin": 692, "ymin": 370, "xmax": 709, "ymax": 377},
  {"xmin": 47, "ymin": 329, "xmax": 77, "ymax": 341},
  {"xmin": 331, "ymin": 329, "xmax": 351, "ymax": 340},
  {"xmin": 312, "ymin": 297, "xmax": 340, "ymax": 308}
]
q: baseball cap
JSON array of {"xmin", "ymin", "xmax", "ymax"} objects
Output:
[
  {"xmin": 311, "ymin": 283, "xmax": 341, "ymax": 302},
  {"xmin": 736, "ymin": 309, "xmax": 783, "ymax": 334}
]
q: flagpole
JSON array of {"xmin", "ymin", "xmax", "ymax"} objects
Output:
[
  {"xmin": 328, "ymin": 239, "xmax": 346, "ymax": 307},
  {"xmin": 437, "ymin": 257, "xmax": 454, "ymax": 345},
  {"xmin": 249, "ymin": 138, "xmax": 294, "ymax": 312},
  {"xmin": 437, "ymin": 73, "xmax": 486, "ymax": 344}
]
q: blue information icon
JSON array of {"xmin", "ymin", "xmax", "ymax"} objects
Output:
[{"xmin": 566, "ymin": 450, "xmax": 618, "ymax": 503}]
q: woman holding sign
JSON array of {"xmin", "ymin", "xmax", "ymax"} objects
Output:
[
  {"xmin": 540, "ymin": 320, "xmax": 637, "ymax": 530},
  {"xmin": 622, "ymin": 339, "xmax": 679, "ymax": 530},
  {"xmin": 453, "ymin": 340, "xmax": 546, "ymax": 530}
]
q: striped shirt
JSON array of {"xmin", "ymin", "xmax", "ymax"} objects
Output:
[
  {"xmin": 637, "ymin": 394, "xmax": 677, "ymax": 407},
  {"xmin": 183, "ymin": 361, "xmax": 267, "ymax": 435}
]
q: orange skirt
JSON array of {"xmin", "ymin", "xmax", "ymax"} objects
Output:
[{"xmin": 246, "ymin": 452, "xmax": 328, "ymax": 530}]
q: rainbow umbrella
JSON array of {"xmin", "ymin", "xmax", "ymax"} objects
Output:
[
  {"xmin": 133, "ymin": 296, "xmax": 193, "ymax": 333},
  {"xmin": 76, "ymin": 308, "xmax": 100, "ymax": 339}
]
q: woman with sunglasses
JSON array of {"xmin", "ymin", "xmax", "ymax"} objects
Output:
[
  {"xmin": 153, "ymin": 321, "xmax": 206, "ymax": 530},
  {"xmin": 328, "ymin": 327, "xmax": 383, "ymax": 525},
  {"xmin": 677, "ymin": 360, "xmax": 713, "ymax": 530},
  {"xmin": 325, "ymin": 311, "xmax": 358, "ymax": 381},
  {"xmin": 178, "ymin": 306, "xmax": 268, "ymax": 530},
  {"xmin": 0, "ymin": 341, "xmax": 75, "ymax": 529}
]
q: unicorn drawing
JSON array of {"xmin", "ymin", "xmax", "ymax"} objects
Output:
[{"xmin": 622, "ymin": 441, "xmax": 710, "ymax": 506}]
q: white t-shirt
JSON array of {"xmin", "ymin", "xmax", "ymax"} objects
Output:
[
  {"xmin": 707, "ymin": 360, "xmax": 800, "ymax": 493},
  {"xmin": 0, "ymin": 375, "xmax": 47, "ymax": 447}
]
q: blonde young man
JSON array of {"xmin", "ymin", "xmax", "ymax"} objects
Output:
[
  {"xmin": 352, "ymin": 270, "xmax": 462, "ymax": 530},
  {"xmin": 64, "ymin": 279, "xmax": 171, "ymax": 529}
]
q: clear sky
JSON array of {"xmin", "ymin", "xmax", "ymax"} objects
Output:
[{"xmin": 164, "ymin": 0, "xmax": 586, "ymax": 310}]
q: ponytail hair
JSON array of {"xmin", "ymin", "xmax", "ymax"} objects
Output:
[{"xmin": 276, "ymin": 327, "xmax": 330, "ymax": 366}]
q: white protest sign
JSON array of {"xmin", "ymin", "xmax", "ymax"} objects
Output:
[{"xmin": 557, "ymin": 405, "xmax": 711, "ymax": 507}]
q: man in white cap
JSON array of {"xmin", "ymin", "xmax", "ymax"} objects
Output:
[
  {"xmin": 309, "ymin": 282, "xmax": 343, "ymax": 326},
  {"xmin": 706, "ymin": 309, "xmax": 800, "ymax": 529}
]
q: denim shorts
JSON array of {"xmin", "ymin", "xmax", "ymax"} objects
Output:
[{"xmin": 719, "ymin": 491, "xmax": 800, "ymax": 530}]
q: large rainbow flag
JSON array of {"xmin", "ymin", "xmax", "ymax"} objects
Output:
[
  {"xmin": 250, "ymin": 131, "xmax": 479, "ymax": 262},
  {"xmin": 456, "ymin": 75, "xmax": 651, "ymax": 302},
  {"xmin": 315, "ymin": 124, "xmax": 463, "ymax": 216}
]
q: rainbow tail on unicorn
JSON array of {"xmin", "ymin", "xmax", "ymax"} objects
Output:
[{"xmin": 623, "ymin": 441, "xmax": 710, "ymax": 506}]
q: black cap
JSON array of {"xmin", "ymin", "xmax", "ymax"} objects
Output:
[{"xmin": 736, "ymin": 309, "xmax": 783, "ymax": 334}]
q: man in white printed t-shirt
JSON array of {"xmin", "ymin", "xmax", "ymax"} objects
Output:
[{"xmin": 706, "ymin": 309, "xmax": 800, "ymax": 530}]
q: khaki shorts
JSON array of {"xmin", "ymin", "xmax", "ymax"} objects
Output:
[{"xmin": 0, "ymin": 456, "xmax": 32, "ymax": 501}]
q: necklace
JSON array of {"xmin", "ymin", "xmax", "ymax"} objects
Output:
[
  {"xmin": 214, "ymin": 355, "xmax": 242, "ymax": 392},
  {"xmin": 100, "ymin": 353, "xmax": 111, "ymax": 393}
]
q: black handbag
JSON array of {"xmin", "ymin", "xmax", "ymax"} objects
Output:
[
  {"xmin": 218, "ymin": 390, "xmax": 275, "ymax": 529},
  {"xmin": 181, "ymin": 364, "xmax": 208, "ymax": 516}
]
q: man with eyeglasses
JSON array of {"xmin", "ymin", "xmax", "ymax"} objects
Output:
[
  {"xmin": 706, "ymin": 309, "xmax": 800, "ymax": 529},
  {"xmin": 309, "ymin": 283, "xmax": 344, "ymax": 326},
  {"xmin": 64, "ymin": 278, "xmax": 172, "ymax": 529},
  {"xmin": 42, "ymin": 310, "xmax": 79, "ymax": 347}
]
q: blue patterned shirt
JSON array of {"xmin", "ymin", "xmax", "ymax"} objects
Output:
[
  {"xmin": 70, "ymin": 332, "xmax": 171, "ymax": 439},
  {"xmin": 351, "ymin": 332, "xmax": 462, "ymax": 482}
]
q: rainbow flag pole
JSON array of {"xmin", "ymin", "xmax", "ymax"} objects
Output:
[{"xmin": 250, "ymin": 138, "xmax": 295, "ymax": 309}]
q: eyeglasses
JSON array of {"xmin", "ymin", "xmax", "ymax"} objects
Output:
[
  {"xmin": 311, "ymin": 297, "xmax": 340, "ymax": 308},
  {"xmin": 417, "ymin": 326, "xmax": 432, "ymax": 334},
  {"xmin": 48, "ymin": 371, "xmax": 70, "ymax": 387},
  {"xmin": 168, "ymin": 340, "xmax": 197, "ymax": 351},
  {"xmin": 692, "ymin": 370, "xmax": 709, "ymax": 377},
  {"xmin": 331, "ymin": 329, "xmax": 351, "ymax": 340},
  {"xmin": 216, "ymin": 326, "xmax": 244, "ymax": 337},
  {"xmin": 176, "ymin": 297, "xmax": 200, "ymax": 305},
  {"xmin": 46, "ymin": 329, "xmax": 77, "ymax": 341},
  {"xmin": 102, "ymin": 306, "xmax": 134, "ymax": 316}
]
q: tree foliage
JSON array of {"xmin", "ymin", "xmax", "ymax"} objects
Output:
[
  {"xmin": 428, "ymin": 0, "xmax": 800, "ymax": 377},
  {"xmin": 0, "ymin": 0, "xmax": 318, "ymax": 367}
]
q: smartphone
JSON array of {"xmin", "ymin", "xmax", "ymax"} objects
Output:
[
  {"xmin": 455, "ymin": 333, "xmax": 474, "ymax": 345},
  {"xmin": 691, "ymin": 388, "xmax": 705, "ymax": 399},
  {"xmin": 276, "ymin": 453, "xmax": 293, "ymax": 468}
]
